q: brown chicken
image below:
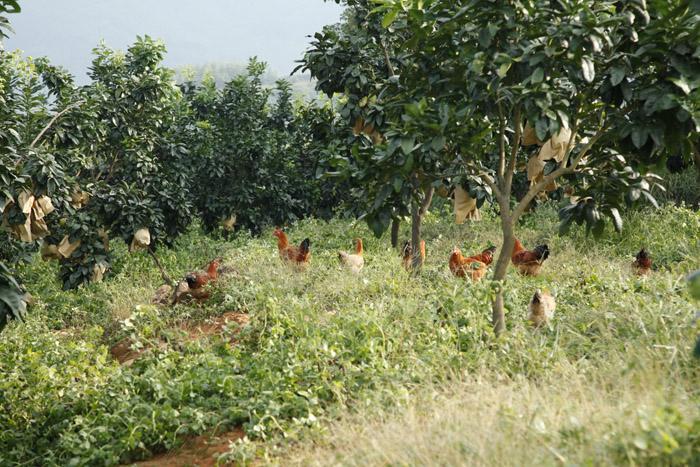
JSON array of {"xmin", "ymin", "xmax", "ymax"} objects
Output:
[
  {"xmin": 449, "ymin": 245, "xmax": 497, "ymax": 281},
  {"xmin": 511, "ymin": 238, "xmax": 550, "ymax": 276},
  {"xmin": 273, "ymin": 228, "xmax": 311, "ymax": 266},
  {"xmin": 338, "ymin": 238, "xmax": 364, "ymax": 273},
  {"xmin": 173, "ymin": 257, "xmax": 221, "ymax": 303},
  {"xmin": 402, "ymin": 240, "xmax": 426, "ymax": 270},
  {"xmin": 633, "ymin": 248, "xmax": 652, "ymax": 275}
]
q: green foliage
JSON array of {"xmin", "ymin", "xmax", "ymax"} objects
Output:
[
  {"xmin": 78, "ymin": 37, "xmax": 194, "ymax": 241},
  {"xmin": 31, "ymin": 36, "xmax": 199, "ymax": 289},
  {"xmin": 2, "ymin": 37, "xmax": 350, "ymax": 292},
  {"xmin": 1, "ymin": 37, "xmax": 210, "ymax": 290},
  {"xmin": 304, "ymin": 1, "xmax": 700, "ymax": 241},
  {"xmin": 0, "ymin": 262, "xmax": 25, "ymax": 331},
  {"xmin": 0, "ymin": 0, "xmax": 20, "ymax": 43},
  {"xmin": 656, "ymin": 169, "xmax": 700, "ymax": 208},
  {"xmin": 690, "ymin": 269, "xmax": 700, "ymax": 302},
  {"xmin": 614, "ymin": 406, "xmax": 700, "ymax": 466},
  {"xmin": 0, "ymin": 206, "xmax": 698, "ymax": 464},
  {"xmin": 300, "ymin": 2, "xmax": 442, "ymax": 237},
  {"xmin": 183, "ymin": 58, "xmax": 350, "ymax": 234}
]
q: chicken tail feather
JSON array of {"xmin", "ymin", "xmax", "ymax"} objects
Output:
[{"xmin": 534, "ymin": 244, "xmax": 550, "ymax": 263}]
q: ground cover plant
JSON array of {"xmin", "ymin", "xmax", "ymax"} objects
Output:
[
  {"xmin": 1, "ymin": 1, "xmax": 700, "ymax": 466},
  {"xmin": 0, "ymin": 204, "xmax": 698, "ymax": 466}
]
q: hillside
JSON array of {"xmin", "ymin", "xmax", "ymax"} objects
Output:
[{"xmin": 1, "ymin": 204, "xmax": 698, "ymax": 465}]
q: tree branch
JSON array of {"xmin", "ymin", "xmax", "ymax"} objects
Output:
[
  {"xmin": 379, "ymin": 38, "xmax": 396, "ymax": 77},
  {"xmin": 512, "ymin": 125, "xmax": 607, "ymax": 222},
  {"xmin": 497, "ymin": 102, "xmax": 506, "ymax": 182},
  {"xmin": 419, "ymin": 186, "xmax": 435, "ymax": 216},
  {"xmin": 29, "ymin": 100, "xmax": 84, "ymax": 149},
  {"xmin": 480, "ymin": 173, "xmax": 503, "ymax": 202},
  {"xmin": 503, "ymin": 105, "xmax": 522, "ymax": 196},
  {"xmin": 148, "ymin": 247, "xmax": 172, "ymax": 284}
]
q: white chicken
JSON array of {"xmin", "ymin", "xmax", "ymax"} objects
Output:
[{"xmin": 338, "ymin": 238, "xmax": 364, "ymax": 273}]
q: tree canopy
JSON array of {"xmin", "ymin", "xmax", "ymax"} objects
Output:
[{"xmin": 302, "ymin": 0, "xmax": 700, "ymax": 332}]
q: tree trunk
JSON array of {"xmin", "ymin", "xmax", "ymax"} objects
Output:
[
  {"xmin": 491, "ymin": 216, "xmax": 515, "ymax": 336},
  {"xmin": 391, "ymin": 218, "xmax": 400, "ymax": 249},
  {"xmin": 692, "ymin": 141, "xmax": 700, "ymax": 181},
  {"xmin": 410, "ymin": 199, "xmax": 423, "ymax": 270},
  {"xmin": 148, "ymin": 248, "xmax": 172, "ymax": 284}
]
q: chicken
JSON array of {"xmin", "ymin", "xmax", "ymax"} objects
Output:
[
  {"xmin": 174, "ymin": 258, "xmax": 221, "ymax": 304},
  {"xmin": 185, "ymin": 257, "xmax": 221, "ymax": 290},
  {"xmin": 449, "ymin": 246, "xmax": 497, "ymax": 281},
  {"xmin": 338, "ymin": 238, "xmax": 364, "ymax": 273},
  {"xmin": 468, "ymin": 245, "xmax": 497, "ymax": 266},
  {"xmin": 633, "ymin": 248, "xmax": 652, "ymax": 276},
  {"xmin": 402, "ymin": 239, "xmax": 426, "ymax": 270},
  {"xmin": 511, "ymin": 238, "xmax": 550, "ymax": 276},
  {"xmin": 273, "ymin": 228, "xmax": 311, "ymax": 267},
  {"xmin": 528, "ymin": 289, "xmax": 556, "ymax": 328}
]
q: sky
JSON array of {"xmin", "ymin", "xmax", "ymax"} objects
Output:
[{"xmin": 5, "ymin": 0, "xmax": 344, "ymax": 83}]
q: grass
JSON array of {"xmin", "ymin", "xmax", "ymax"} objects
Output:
[{"xmin": 0, "ymin": 203, "xmax": 699, "ymax": 466}]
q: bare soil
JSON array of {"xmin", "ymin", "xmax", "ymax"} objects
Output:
[
  {"xmin": 110, "ymin": 312, "xmax": 249, "ymax": 366},
  {"xmin": 132, "ymin": 429, "xmax": 245, "ymax": 467}
]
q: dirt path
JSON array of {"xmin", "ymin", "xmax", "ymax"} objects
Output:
[
  {"xmin": 110, "ymin": 311, "xmax": 250, "ymax": 366},
  {"xmin": 132, "ymin": 429, "xmax": 245, "ymax": 467}
]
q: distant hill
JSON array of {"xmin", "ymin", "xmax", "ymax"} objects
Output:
[{"xmin": 174, "ymin": 62, "xmax": 321, "ymax": 100}]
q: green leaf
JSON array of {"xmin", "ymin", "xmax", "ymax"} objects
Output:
[
  {"xmin": 535, "ymin": 119, "xmax": 548, "ymax": 142},
  {"xmin": 392, "ymin": 177, "xmax": 404, "ymax": 193},
  {"xmin": 373, "ymin": 183, "xmax": 393, "ymax": 211},
  {"xmin": 642, "ymin": 190, "xmax": 659, "ymax": 209},
  {"xmin": 688, "ymin": 269, "xmax": 700, "ymax": 301},
  {"xmin": 581, "ymin": 57, "xmax": 595, "ymax": 83},
  {"xmin": 479, "ymin": 28, "xmax": 493, "ymax": 48},
  {"xmin": 367, "ymin": 210, "xmax": 391, "ymax": 238},
  {"xmin": 556, "ymin": 110, "xmax": 570, "ymax": 129},
  {"xmin": 470, "ymin": 52, "xmax": 485, "ymax": 74},
  {"xmin": 382, "ymin": 8, "xmax": 399, "ymax": 28},
  {"xmin": 610, "ymin": 208, "xmax": 623, "ymax": 233},
  {"xmin": 631, "ymin": 127, "xmax": 647, "ymax": 148},
  {"xmin": 403, "ymin": 153, "xmax": 414, "ymax": 173},
  {"xmin": 610, "ymin": 66, "xmax": 626, "ymax": 86},
  {"xmin": 531, "ymin": 68, "xmax": 544, "ymax": 84},
  {"xmin": 592, "ymin": 220, "xmax": 605, "ymax": 238},
  {"xmin": 431, "ymin": 136, "xmax": 446, "ymax": 152},
  {"xmin": 400, "ymin": 137, "xmax": 415, "ymax": 155},
  {"xmin": 497, "ymin": 62, "xmax": 512, "ymax": 79},
  {"xmin": 628, "ymin": 188, "xmax": 642, "ymax": 202},
  {"xmin": 669, "ymin": 77, "xmax": 691, "ymax": 95}
]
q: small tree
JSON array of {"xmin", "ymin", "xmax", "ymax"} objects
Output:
[
  {"xmin": 374, "ymin": 0, "xmax": 699, "ymax": 333},
  {"xmin": 301, "ymin": 1, "xmax": 458, "ymax": 267},
  {"xmin": 303, "ymin": 0, "xmax": 699, "ymax": 330},
  {"xmin": 2, "ymin": 37, "xmax": 196, "ymax": 289},
  {"xmin": 43, "ymin": 37, "xmax": 195, "ymax": 288}
]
